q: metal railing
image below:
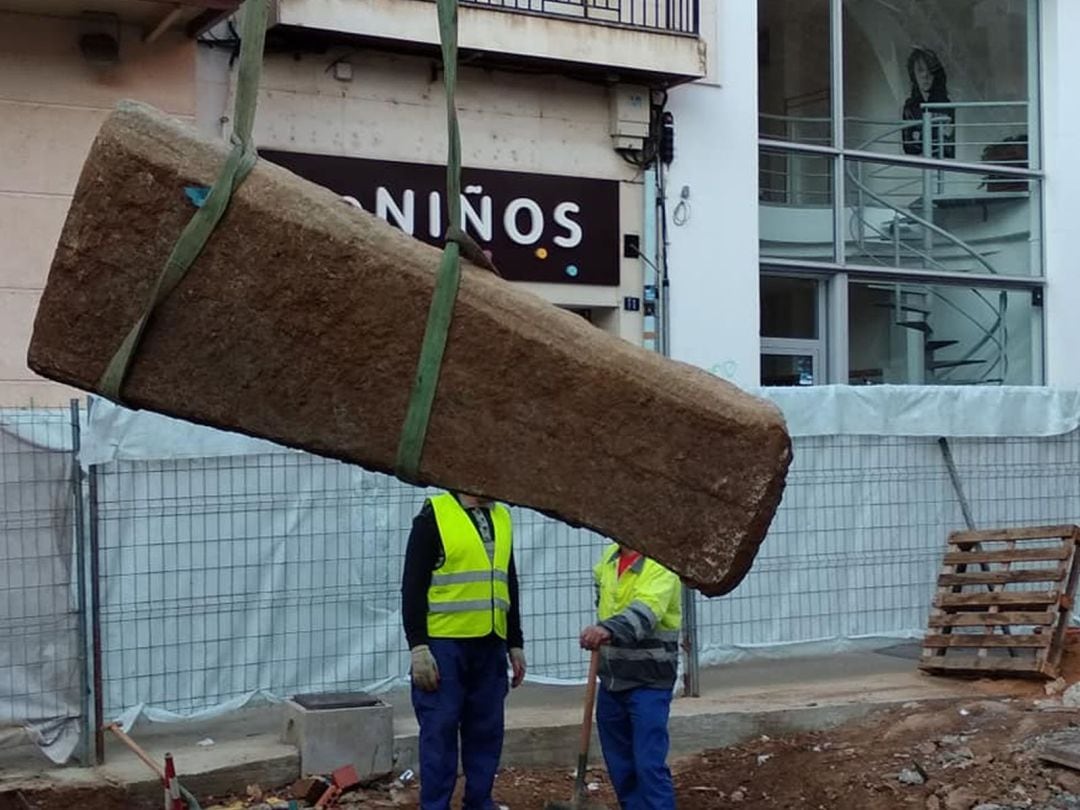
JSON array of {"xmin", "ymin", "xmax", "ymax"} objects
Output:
[{"xmin": 461, "ymin": 0, "xmax": 698, "ymax": 34}]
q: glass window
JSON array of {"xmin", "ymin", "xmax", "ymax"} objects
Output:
[
  {"xmin": 761, "ymin": 276, "xmax": 820, "ymax": 339},
  {"xmin": 844, "ymin": 157, "xmax": 1040, "ymax": 276},
  {"xmin": 842, "ymin": 0, "xmax": 1036, "ymax": 165},
  {"xmin": 760, "ymin": 148, "xmax": 835, "ymax": 262},
  {"xmin": 756, "ymin": 0, "xmax": 1043, "ymax": 386},
  {"xmin": 848, "ymin": 280, "xmax": 1039, "ymax": 385},
  {"xmin": 758, "ymin": 0, "xmax": 832, "ymax": 145},
  {"xmin": 762, "ymin": 352, "xmax": 820, "ymax": 387}
]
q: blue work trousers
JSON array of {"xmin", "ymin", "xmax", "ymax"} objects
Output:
[
  {"xmin": 596, "ymin": 685, "xmax": 675, "ymax": 810},
  {"xmin": 412, "ymin": 636, "xmax": 508, "ymax": 810}
]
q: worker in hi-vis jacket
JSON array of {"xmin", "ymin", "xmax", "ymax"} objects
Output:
[
  {"xmin": 401, "ymin": 491, "xmax": 526, "ymax": 810},
  {"xmin": 580, "ymin": 544, "xmax": 682, "ymax": 810}
]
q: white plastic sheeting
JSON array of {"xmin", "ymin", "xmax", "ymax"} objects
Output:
[
  {"xmin": 0, "ymin": 411, "xmax": 81, "ymax": 763},
  {"xmin": 762, "ymin": 385, "xmax": 1080, "ymax": 438}
]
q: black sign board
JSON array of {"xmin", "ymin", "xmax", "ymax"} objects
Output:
[{"xmin": 261, "ymin": 150, "xmax": 622, "ymax": 286}]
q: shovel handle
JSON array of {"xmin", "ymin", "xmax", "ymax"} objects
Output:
[{"xmin": 579, "ymin": 649, "xmax": 601, "ymax": 757}]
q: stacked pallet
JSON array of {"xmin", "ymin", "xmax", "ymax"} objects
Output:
[{"xmin": 921, "ymin": 525, "xmax": 1080, "ymax": 678}]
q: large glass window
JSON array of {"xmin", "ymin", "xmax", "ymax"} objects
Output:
[
  {"xmin": 758, "ymin": 0, "xmax": 832, "ymax": 145},
  {"xmin": 761, "ymin": 276, "xmax": 826, "ymax": 386},
  {"xmin": 848, "ymin": 281, "xmax": 1039, "ymax": 386},
  {"xmin": 844, "ymin": 158, "xmax": 1040, "ymax": 277},
  {"xmin": 843, "ymin": 0, "xmax": 1036, "ymax": 164},
  {"xmin": 757, "ymin": 0, "xmax": 1043, "ymax": 386},
  {"xmin": 760, "ymin": 148, "xmax": 835, "ymax": 262}
]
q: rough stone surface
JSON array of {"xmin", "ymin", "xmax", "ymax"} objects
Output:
[{"xmin": 27, "ymin": 101, "xmax": 792, "ymax": 595}]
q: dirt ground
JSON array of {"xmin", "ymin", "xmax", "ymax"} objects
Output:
[
  {"xmin": 12, "ymin": 644, "xmax": 1080, "ymax": 810},
  {"xmin": 9, "ymin": 696, "xmax": 1080, "ymax": 810},
  {"xmin": 276, "ymin": 693, "xmax": 1080, "ymax": 810}
]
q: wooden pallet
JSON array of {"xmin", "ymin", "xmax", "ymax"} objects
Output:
[{"xmin": 920, "ymin": 525, "xmax": 1080, "ymax": 678}]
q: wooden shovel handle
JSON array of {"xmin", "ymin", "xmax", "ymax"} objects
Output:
[{"xmin": 579, "ymin": 648, "xmax": 601, "ymax": 755}]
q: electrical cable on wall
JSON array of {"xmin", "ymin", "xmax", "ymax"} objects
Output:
[{"xmin": 672, "ymin": 186, "xmax": 691, "ymax": 226}]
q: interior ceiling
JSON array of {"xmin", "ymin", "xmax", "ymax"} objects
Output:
[{"xmin": 0, "ymin": 0, "xmax": 235, "ymax": 30}]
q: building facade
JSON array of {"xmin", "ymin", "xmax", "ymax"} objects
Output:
[
  {"xmin": 2, "ymin": 0, "xmax": 1079, "ymax": 403},
  {"xmin": 667, "ymin": 0, "xmax": 1080, "ymax": 391},
  {"xmin": 0, "ymin": 0, "xmax": 705, "ymax": 406}
]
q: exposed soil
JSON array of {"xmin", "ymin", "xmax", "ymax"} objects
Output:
[
  {"xmin": 383, "ymin": 698, "xmax": 1080, "ymax": 809},
  {"xmin": 13, "ymin": 642, "xmax": 1080, "ymax": 810},
  {"xmin": 8, "ymin": 697, "xmax": 1080, "ymax": 810}
]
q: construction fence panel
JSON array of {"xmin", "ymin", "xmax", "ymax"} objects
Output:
[
  {"xmin": 93, "ymin": 453, "xmax": 601, "ymax": 720},
  {"xmin": 6, "ymin": 400, "xmax": 1080, "ymax": 735},
  {"xmin": 694, "ymin": 432, "xmax": 1080, "ymax": 665},
  {"xmin": 0, "ymin": 407, "xmax": 84, "ymax": 762}
]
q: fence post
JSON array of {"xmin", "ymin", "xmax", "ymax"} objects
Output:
[
  {"xmin": 88, "ymin": 462, "xmax": 105, "ymax": 765},
  {"xmin": 681, "ymin": 585, "xmax": 700, "ymax": 697},
  {"xmin": 69, "ymin": 399, "xmax": 93, "ymax": 765}
]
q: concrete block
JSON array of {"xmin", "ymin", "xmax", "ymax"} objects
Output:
[{"xmin": 282, "ymin": 694, "xmax": 393, "ymax": 779}]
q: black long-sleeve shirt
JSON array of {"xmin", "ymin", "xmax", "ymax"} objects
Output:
[{"xmin": 401, "ymin": 501, "xmax": 524, "ymax": 650}]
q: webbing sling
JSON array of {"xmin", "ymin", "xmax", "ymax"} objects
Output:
[
  {"xmin": 97, "ymin": 0, "xmax": 270, "ymax": 400},
  {"xmin": 394, "ymin": 0, "xmax": 499, "ymax": 483}
]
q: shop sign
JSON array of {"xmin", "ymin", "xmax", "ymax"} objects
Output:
[{"xmin": 262, "ymin": 150, "xmax": 621, "ymax": 286}]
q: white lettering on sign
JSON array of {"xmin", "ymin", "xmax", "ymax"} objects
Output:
[
  {"xmin": 553, "ymin": 201, "xmax": 583, "ymax": 248},
  {"xmin": 376, "ymin": 188, "xmax": 415, "ymax": 235},
  {"xmin": 339, "ymin": 189, "xmax": 588, "ymax": 249},
  {"xmin": 462, "ymin": 187, "xmax": 493, "ymax": 242},
  {"xmin": 428, "ymin": 192, "xmax": 442, "ymax": 239},
  {"xmin": 504, "ymin": 198, "xmax": 544, "ymax": 245}
]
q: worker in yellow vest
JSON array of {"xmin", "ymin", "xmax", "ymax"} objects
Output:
[
  {"xmin": 580, "ymin": 544, "xmax": 681, "ymax": 810},
  {"xmin": 401, "ymin": 491, "xmax": 526, "ymax": 810}
]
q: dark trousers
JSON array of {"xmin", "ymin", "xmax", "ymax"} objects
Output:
[
  {"xmin": 412, "ymin": 636, "xmax": 508, "ymax": 810},
  {"xmin": 596, "ymin": 684, "xmax": 675, "ymax": 810}
]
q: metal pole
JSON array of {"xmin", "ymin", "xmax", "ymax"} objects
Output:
[
  {"xmin": 648, "ymin": 161, "xmax": 700, "ymax": 696},
  {"xmin": 88, "ymin": 463, "xmax": 106, "ymax": 764},
  {"xmin": 70, "ymin": 399, "xmax": 91, "ymax": 765},
  {"xmin": 938, "ymin": 437, "xmax": 976, "ymax": 531}
]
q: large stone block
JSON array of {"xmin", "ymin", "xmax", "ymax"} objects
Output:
[{"xmin": 27, "ymin": 101, "xmax": 791, "ymax": 595}]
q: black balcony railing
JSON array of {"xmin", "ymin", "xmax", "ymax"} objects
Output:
[{"xmin": 461, "ymin": 0, "xmax": 699, "ymax": 35}]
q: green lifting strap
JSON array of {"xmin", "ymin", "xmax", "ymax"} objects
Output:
[
  {"xmin": 97, "ymin": 0, "xmax": 270, "ymax": 401},
  {"xmin": 394, "ymin": 0, "xmax": 497, "ymax": 483}
]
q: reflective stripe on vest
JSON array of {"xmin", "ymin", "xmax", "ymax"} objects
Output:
[{"xmin": 427, "ymin": 493, "xmax": 512, "ymax": 639}]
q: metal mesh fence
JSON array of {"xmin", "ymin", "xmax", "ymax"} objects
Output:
[
  {"xmin": 93, "ymin": 454, "xmax": 603, "ymax": 717},
  {"xmin": 4, "ymin": 404, "xmax": 1080, "ymax": 750},
  {"xmin": 0, "ymin": 407, "xmax": 82, "ymax": 749},
  {"xmin": 694, "ymin": 433, "xmax": 1080, "ymax": 664}
]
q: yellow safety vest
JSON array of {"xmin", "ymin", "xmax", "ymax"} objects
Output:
[
  {"xmin": 595, "ymin": 544, "xmax": 682, "ymax": 633},
  {"xmin": 427, "ymin": 493, "xmax": 513, "ymax": 639}
]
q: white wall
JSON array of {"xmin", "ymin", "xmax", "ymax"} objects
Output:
[
  {"xmin": 665, "ymin": 0, "xmax": 761, "ymax": 388},
  {"xmin": 0, "ymin": 13, "xmax": 196, "ymax": 407},
  {"xmin": 1042, "ymin": 0, "xmax": 1080, "ymax": 387}
]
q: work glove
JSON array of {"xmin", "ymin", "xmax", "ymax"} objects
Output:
[
  {"xmin": 410, "ymin": 645, "xmax": 439, "ymax": 692},
  {"xmin": 509, "ymin": 647, "xmax": 527, "ymax": 689}
]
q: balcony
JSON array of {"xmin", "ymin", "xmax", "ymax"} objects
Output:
[
  {"xmin": 270, "ymin": 0, "xmax": 706, "ymax": 85},
  {"xmin": 0, "ymin": 0, "xmax": 242, "ymax": 38}
]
